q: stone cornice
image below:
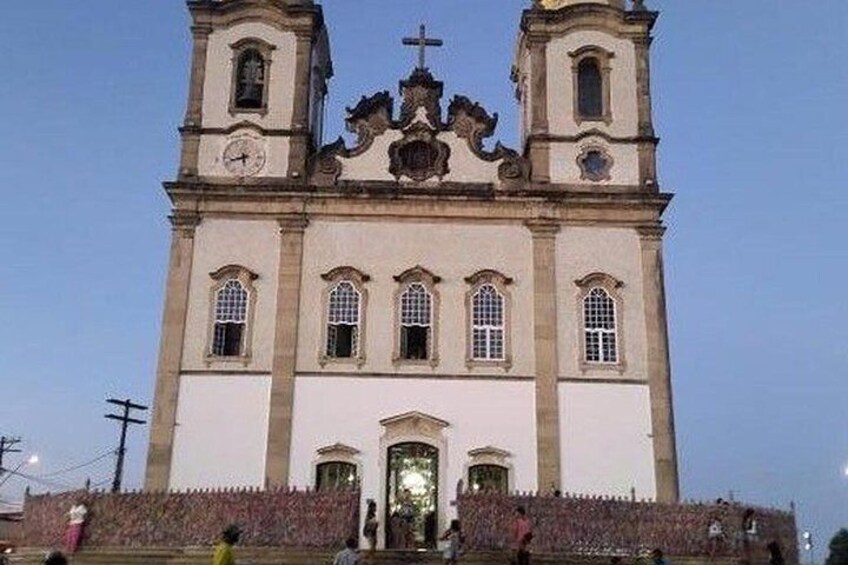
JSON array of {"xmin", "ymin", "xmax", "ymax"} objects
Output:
[
  {"xmin": 187, "ymin": 0, "xmax": 323, "ymax": 37},
  {"xmin": 277, "ymin": 213, "xmax": 309, "ymax": 232},
  {"xmin": 162, "ymin": 180, "xmax": 672, "ymax": 218},
  {"xmin": 525, "ymin": 218, "xmax": 561, "ymax": 237},
  {"xmin": 527, "ymin": 131, "xmax": 659, "ymax": 145},
  {"xmin": 168, "ymin": 211, "xmax": 201, "ymax": 236},
  {"xmin": 520, "ymin": 3, "xmax": 656, "ymax": 39},
  {"xmin": 163, "ymin": 179, "xmax": 670, "ymax": 198}
]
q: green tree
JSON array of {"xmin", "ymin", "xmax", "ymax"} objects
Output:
[{"xmin": 826, "ymin": 529, "xmax": 848, "ymax": 565}]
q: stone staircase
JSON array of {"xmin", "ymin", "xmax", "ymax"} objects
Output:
[{"xmin": 10, "ymin": 548, "xmax": 733, "ymax": 565}]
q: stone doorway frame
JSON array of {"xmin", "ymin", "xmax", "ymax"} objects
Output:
[{"xmin": 377, "ymin": 411, "xmax": 449, "ymax": 550}]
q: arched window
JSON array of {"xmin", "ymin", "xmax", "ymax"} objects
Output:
[
  {"xmin": 212, "ymin": 280, "xmax": 248, "ymax": 357},
  {"xmin": 321, "ymin": 267, "xmax": 370, "ymax": 366},
  {"xmin": 472, "ymin": 284, "xmax": 505, "ymax": 361},
  {"xmin": 578, "ymin": 58, "xmax": 603, "ymax": 118},
  {"xmin": 400, "ymin": 283, "xmax": 432, "ymax": 360},
  {"xmin": 208, "ymin": 264, "xmax": 258, "ymax": 360},
  {"xmin": 465, "ymin": 270, "xmax": 513, "ymax": 369},
  {"xmin": 235, "ymin": 49, "xmax": 266, "ymax": 109},
  {"xmin": 570, "ymin": 46, "xmax": 614, "ymax": 124},
  {"xmin": 394, "ymin": 266, "xmax": 441, "ymax": 365},
  {"xmin": 316, "ymin": 461, "xmax": 357, "ymax": 491},
  {"xmin": 468, "ymin": 464, "xmax": 509, "ymax": 494},
  {"xmin": 326, "ymin": 281, "xmax": 361, "ymax": 359},
  {"xmin": 229, "ymin": 39, "xmax": 275, "ymax": 114},
  {"xmin": 583, "ymin": 287, "xmax": 618, "ymax": 364}
]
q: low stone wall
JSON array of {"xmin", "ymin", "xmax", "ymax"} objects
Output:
[
  {"xmin": 458, "ymin": 493, "xmax": 798, "ymax": 563},
  {"xmin": 22, "ymin": 487, "xmax": 359, "ymax": 549}
]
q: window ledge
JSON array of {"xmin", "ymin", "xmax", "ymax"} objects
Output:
[
  {"xmin": 392, "ymin": 356, "xmax": 440, "ymax": 369},
  {"xmin": 318, "ymin": 355, "xmax": 366, "ymax": 369},
  {"xmin": 575, "ymin": 114, "xmax": 613, "ymax": 126},
  {"xmin": 465, "ymin": 357, "xmax": 513, "ymax": 372},
  {"xmin": 580, "ymin": 360, "xmax": 626, "ymax": 375},
  {"xmin": 228, "ymin": 106, "xmax": 269, "ymax": 117},
  {"xmin": 205, "ymin": 353, "xmax": 252, "ymax": 367}
]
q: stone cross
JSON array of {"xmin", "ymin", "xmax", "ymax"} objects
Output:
[{"xmin": 402, "ymin": 24, "xmax": 443, "ymax": 70}]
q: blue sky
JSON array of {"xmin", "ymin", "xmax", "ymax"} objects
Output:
[{"xmin": 1, "ymin": 0, "xmax": 846, "ymax": 553}]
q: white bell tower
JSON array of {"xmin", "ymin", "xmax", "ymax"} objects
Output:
[
  {"xmin": 515, "ymin": 0, "xmax": 657, "ymax": 189},
  {"xmin": 178, "ymin": 0, "xmax": 332, "ymax": 181}
]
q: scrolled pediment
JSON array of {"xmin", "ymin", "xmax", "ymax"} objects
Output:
[
  {"xmin": 464, "ymin": 269, "xmax": 514, "ymax": 286},
  {"xmin": 309, "ymin": 68, "xmax": 530, "ymax": 188},
  {"xmin": 320, "ymin": 265, "xmax": 371, "ymax": 283},
  {"xmin": 393, "ymin": 265, "xmax": 441, "ymax": 285},
  {"xmin": 574, "ymin": 272, "xmax": 624, "ymax": 289},
  {"xmin": 209, "ymin": 264, "xmax": 259, "ymax": 281}
]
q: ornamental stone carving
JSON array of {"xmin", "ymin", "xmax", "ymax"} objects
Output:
[
  {"xmin": 309, "ymin": 67, "xmax": 530, "ymax": 188},
  {"xmin": 388, "ymin": 123, "xmax": 451, "ymax": 182}
]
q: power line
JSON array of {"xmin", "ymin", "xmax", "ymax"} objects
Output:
[
  {"xmin": 37, "ymin": 450, "xmax": 115, "ymax": 478},
  {"xmin": 3, "ymin": 469, "xmax": 76, "ymax": 491}
]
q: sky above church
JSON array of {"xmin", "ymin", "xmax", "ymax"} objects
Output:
[{"xmin": 1, "ymin": 0, "xmax": 846, "ymax": 553}]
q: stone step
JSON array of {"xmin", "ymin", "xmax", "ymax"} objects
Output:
[{"xmin": 11, "ymin": 548, "xmax": 737, "ymax": 565}]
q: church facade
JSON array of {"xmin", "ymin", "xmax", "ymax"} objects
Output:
[{"xmin": 145, "ymin": 0, "xmax": 678, "ymax": 547}]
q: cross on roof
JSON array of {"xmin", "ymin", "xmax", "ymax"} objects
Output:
[{"xmin": 402, "ymin": 24, "xmax": 443, "ymax": 70}]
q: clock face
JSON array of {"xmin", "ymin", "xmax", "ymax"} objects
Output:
[{"xmin": 222, "ymin": 138, "xmax": 266, "ymax": 177}]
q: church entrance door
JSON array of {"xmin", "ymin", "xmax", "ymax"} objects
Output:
[{"xmin": 385, "ymin": 442, "xmax": 439, "ymax": 549}]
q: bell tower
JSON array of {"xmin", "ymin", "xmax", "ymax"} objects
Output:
[
  {"xmin": 514, "ymin": 0, "xmax": 657, "ymax": 189},
  {"xmin": 178, "ymin": 0, "xmax": 332, "ymax": 181}
]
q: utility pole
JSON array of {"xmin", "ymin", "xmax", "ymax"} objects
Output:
[
  {"xmin": 0, "ymin": 436, "xmax": 22, "ymax": 472},
  {"xmin": 104, "ymin": 398, "xmax": 148, "ymax": 493}
]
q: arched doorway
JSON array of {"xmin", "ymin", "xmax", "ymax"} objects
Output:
[{"xmin": 385, "ymin": 442, "xmax": 439, "ymax": 549}]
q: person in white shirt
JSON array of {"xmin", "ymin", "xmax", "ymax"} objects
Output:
[
  {"xmin": 333, "ymin": 537, "xmax": 361, "ymax": 565},
  {"xmin": 65, "ymin": 500, "xmax": 87, "ymax": 554}
]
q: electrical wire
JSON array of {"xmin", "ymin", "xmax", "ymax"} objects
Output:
[
  {"xmin": 3, "ymin": 469, "xmax": 76, "ymax": 491},
  {"xmin": 35, "ymin": 450, "xmax": 115, "ymax": 478}
]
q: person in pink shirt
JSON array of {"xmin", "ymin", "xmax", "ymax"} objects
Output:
[{"xmin": 510, "ymin": 506, "xmax": 533, "ymax": 565}]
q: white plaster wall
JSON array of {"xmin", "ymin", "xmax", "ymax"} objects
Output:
[
  {"xmin": 198, "ymin": 133, "xmax": 290, "ymax": 177},
  {"xmin": 549, "ymin": 141, "xmax": 640, "ymax": 185},
  {"xmin": 170, "ymin": 375, "xmax": 271, "ymax": 490},
  {"xmin": 203, "ymin": 22, "xmax": 297, "ymax": 130},
  {"xmin": 547, "ymin": 31, "xmax": 639, "ymax": 138},
  {"xmin": 440, "ymin": 132, "xmax": 500, "ymax": 184},
  {"xmin": 297, "ymin": 221, "xmax": 535, "ymax": 376},
  {"xmin": 289, "ymin": 377, "xmax": 537, "ymax": 532},
  {"xmin": 337, "ymin": 131, "xmax": 399, "ymax": 182},
  {"xmin": 182, "ymin": 219, "xmax": 280, "ymax": 372},
  {"xmin": 559, "ymin": 382, "xmax": 656, "ymax": 499},
  {"xmin": 556, "ymin": 227, "xmax": 647, "ymax": 380}
]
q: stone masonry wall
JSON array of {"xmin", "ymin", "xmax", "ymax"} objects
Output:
[{"xmin": 22, "ymin": 487, "xmax": 359, "ymax": 549}]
